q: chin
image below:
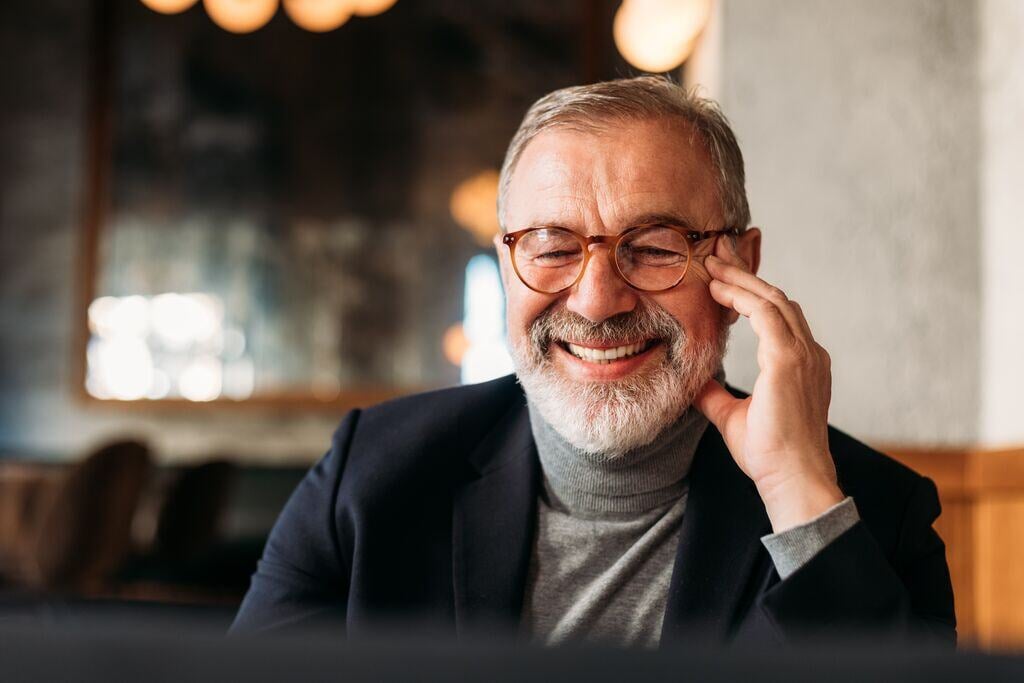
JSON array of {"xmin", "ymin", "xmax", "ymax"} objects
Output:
[
  {"xmin": 514, "ymin": 336, "xmax": 724, "ymax": 457},
  {"xmin": 510, "ymin": 304, "xmax": 730, "ymax": 456}
]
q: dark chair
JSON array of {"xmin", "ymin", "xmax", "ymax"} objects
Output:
[
  {"xmin": 153, "ymin": 460, "xmax": 237, "ymax": 564},
  {"xmin": 28, "ymin": 440, "xmax": 152, "ymax": 591}
]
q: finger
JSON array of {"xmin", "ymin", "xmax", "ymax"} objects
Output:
[
  {"xmin": 714, "ymin": 231, "xmax": 747, "ymax": 268},
  {"xmin": 707, "ymin": 244, "xmax": 785, "ymax": 306},
  {"xmin": 706, "ymin": 254, "xmax": 812, "ymax": 341},
  {"xmin": 708, "ymin": 279, "xmax": 795, "ymax": 346},
  {"xmin": 784, "ymin": 300, "xmax": 815, "ymax": 342},
  {"xmin": 714, "ymin": 238, "xmax": 815, "ymax": 340},
  {"xmin": 693, "ymin": 378, "xmax": 743, "ymax": 437}
]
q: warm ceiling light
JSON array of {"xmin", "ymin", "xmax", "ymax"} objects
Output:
[
  {"xmin": 203, "ymin": 0, "xmax": 279, "ymax": 34},
  {"xmin": 351, "ymin": 0, "xmax": 398, "ymax": 17},
  {"xmin": 450, "ymin": 170, "xmax": 501, "ymax": 247},
  {"xmin": 442, "ymin": 324, "xmax": 468, "ymax": 367},
  {"xmin": 283, "ymin": 0, "xmax": 353, "ymax": 32},
  {"xmin": 613, "ymin": 0, "xmax": 711, "ymax": 73},
  {"xmin": 140, "ymin": 0, "xmax": 200, "ymax": 13}
]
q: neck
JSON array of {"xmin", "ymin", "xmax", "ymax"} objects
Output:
[{"xmin": 527, "ymin": 400, "xmax": 709, "ymax": 517}]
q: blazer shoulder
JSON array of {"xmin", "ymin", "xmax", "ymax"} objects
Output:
[
  {"xmin": 355, "ymin": 373, "xmax": 523, "ymax": 437},
  {"xmin": 826, "ymin": 424, "xmax": 940, "ymax": 554},
  {"xmin": 827, "ymin": 424, "xmax": 924, "ymax": 492},
  {"xmin": 333, "ymin": 374, "xmax": 525, "ymax": 494}
]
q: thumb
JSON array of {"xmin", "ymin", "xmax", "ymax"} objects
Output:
[{"xmin": 693, "ymin": 378, "xmax": 741, "ymax": 432}]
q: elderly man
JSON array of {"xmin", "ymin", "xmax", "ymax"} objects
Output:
[{"xmin": 232, "ymin": 77, "xmax": 955, "ymax": 646}]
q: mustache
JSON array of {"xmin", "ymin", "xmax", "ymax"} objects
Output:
[{"xmin": 528, "ymin": 302, "xmax": 684, "ymax": 360}]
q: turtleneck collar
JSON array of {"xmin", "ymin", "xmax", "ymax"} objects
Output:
[{"xmin": 527, "ymin": 399, "xmax": 709, "ymax": 518}]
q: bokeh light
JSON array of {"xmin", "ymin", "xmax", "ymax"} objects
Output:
[
  {"xmin": 179, "ymin": 356, "xmax": 224, "ymax": 402},
  {"xmin": 613, "ymin": 0, "xmax": 710, "ymax": 73},
  {"xmin": 86, "ymin": 292, "xmax": 239, "ymax": 402},
  {"xmin": 89, "ymin": 337, "xmax": 155, "ymax": 401},
  {"xmin": 203, "ymin": 0, "xmax": 279, "ymax": 34},
  {"xmin": 282, "ymin": 0, "xmax": 353, "ymax": 32},
  {"xmin": 443, "ymin": 323, "xmax": 468, "ymax": 367},
  {"xmin": 89, "ymin": 295, "xmax": 149, "ymax": 339},
  {"xmin": 139, "ymin": 0, "xmax": 200, "ymax": 14},
  {"xmin": 351, "ymin": 0, "xmax": 398, "ymax": 17},
  {"xmin": 151, "ymin": 293, "xmax": 223, "ymax": 351},
  {"xmin": 450, "ymin": 170, "xmax": 501, "ymax": 247}
]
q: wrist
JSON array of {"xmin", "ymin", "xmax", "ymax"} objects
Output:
[{"xmin": 756, "ymin": 469, "xmax": 845, "ymax": 533}]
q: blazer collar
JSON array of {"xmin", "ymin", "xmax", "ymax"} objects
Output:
[
  {"xmin": 452, "ymin": 399, "xmax": 539, "ymax": 636},
  {"xmin": 662, "ymin": 424, "xmax": 773, "ymax": 642}
]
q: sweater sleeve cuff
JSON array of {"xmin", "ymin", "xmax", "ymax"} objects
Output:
[{"xmin": 760, "ymin": 496, "xmax": 860, "ymax": 580}]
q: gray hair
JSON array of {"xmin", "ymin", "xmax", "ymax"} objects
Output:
[{"xmin": 497, "ymin": 76, "xmax": 750, "ymax": 233}]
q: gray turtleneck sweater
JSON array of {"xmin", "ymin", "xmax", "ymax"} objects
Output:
[{"xmin": 521, "ymin": 402, "xmax": 859, "ymax": 649}]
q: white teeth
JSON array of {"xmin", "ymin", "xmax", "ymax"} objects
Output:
[{"xmin": 565, "ymin": 341, "xmax": 649, "ymax": 363}]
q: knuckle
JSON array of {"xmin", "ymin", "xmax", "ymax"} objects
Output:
[
  {"xmin": 790, "ymin": 342, "xmax": 813, "ymax": 364},
  {"xmin": 819, "ymin": 346, "xmax": 831, "ymax": 366},
  {"xmin": 771, "ymin": 339, "xmax": 816, "ymax": 368}
]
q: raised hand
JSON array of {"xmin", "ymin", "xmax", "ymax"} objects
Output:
[{"xmin": 695, "ymin": 234, "xmax": 844, "ymax": 532}]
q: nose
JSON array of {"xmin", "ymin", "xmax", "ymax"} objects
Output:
[{"xmin": 564, "ymin": 245, "xmax": 639, "ymax": 323}]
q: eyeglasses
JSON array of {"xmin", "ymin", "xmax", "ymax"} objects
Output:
[{"xmin": 501, "ymin": 224, "xmax": 742, "ymax": 294}]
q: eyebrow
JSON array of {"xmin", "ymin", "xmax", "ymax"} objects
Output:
[
  {"xmin": 524, "ymin": 211, "xmax": 707, "ymax": 234},
  {"xmin": 619, "ymin": 212, "xmax": 706, "ymax": 232}
]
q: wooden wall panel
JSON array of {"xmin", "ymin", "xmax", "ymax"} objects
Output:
[
  {"xmin": 885, "ymin": 446, "xmax": 1024, "ymax": 650},
  {"xmin": 974, "ymin": 498, "xmax": 1024, "ymax": 648}
]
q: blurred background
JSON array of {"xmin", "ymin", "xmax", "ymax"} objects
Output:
[{"xmin": 0, "ymin": 0, "xmax": 1021, "ymax": 649}]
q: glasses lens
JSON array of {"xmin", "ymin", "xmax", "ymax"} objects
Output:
[
  {"xmin": 615, "ymin": 226, "xmax": 690, "ymax": 290},
  {"xmin": 514, "ymin": 228, "xmax": 585, "ymax": 293}
]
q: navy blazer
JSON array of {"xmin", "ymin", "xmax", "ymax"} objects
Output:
[{"xmin": 231, "ymin": 375, "xmax": 956, "ymax": 644}]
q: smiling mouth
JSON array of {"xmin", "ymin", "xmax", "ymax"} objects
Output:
[{"xmin": 558, "ymin": 339, "xmax": 659, "ymax": 364}]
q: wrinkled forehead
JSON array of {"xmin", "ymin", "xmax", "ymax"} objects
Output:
[{"xmin": 503, "ymin": 119, "xmax": 723, "ymax": 234}]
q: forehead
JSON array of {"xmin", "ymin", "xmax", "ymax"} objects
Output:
[{"xmin": 504, "ymin": 118, "xmax": 723, "ymax": 232}]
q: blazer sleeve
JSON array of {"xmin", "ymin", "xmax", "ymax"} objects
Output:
[
  {"xmin": 757, "ymin": 475, "xmax": 957, "ymax": 645},
  {"xmin": 229, "ymin": 410, "xmax": 359, "ymax": 634}
]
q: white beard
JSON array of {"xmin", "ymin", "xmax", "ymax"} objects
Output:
[{"xmin": 510, "ymin": 303, "xmax": 727, "ymax": 457}]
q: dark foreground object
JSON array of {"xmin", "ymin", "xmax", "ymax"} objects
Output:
[{"xmin": 0, "ymin": 618, "xmax": 1020, "ymax": 683}]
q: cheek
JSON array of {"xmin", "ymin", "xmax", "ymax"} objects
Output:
[
  {"xmin": 649, "ymin": 287, "xmax": 721, "ymax": 338},
  {"xmin": 505, "ymin": 287, "xmax": 558, "ymax": 338}
]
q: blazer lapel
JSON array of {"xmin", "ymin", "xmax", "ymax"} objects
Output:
[
  {"xmin": 662, "ymin": 425, "xmax": 773, "ymax": 641},
  {"xmin": 452, "ymin": 400, "xmax": 539, "ymax": 636}
]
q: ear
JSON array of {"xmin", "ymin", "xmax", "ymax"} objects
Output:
[{"xmin": 735, "ymin": 226, "xmax": 762, "ymax": 275}]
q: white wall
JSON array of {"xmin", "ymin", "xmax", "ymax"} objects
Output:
[
  {"xmin": 980, "ymin": 0, "xmax": 1024, "ymax": 446},
  {"xmin": 703, "ymin": 0, "xmax": 985, "ymax": 445}
]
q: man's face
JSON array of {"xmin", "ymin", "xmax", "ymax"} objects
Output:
[{"xmin": 498, "ymin": 117, "xmax": 759, "ymax": 455}]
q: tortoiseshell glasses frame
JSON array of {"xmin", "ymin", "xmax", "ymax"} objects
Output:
[{"xmin": 501, "ymin": 224, "xmax": 743, "ymax": 294}]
